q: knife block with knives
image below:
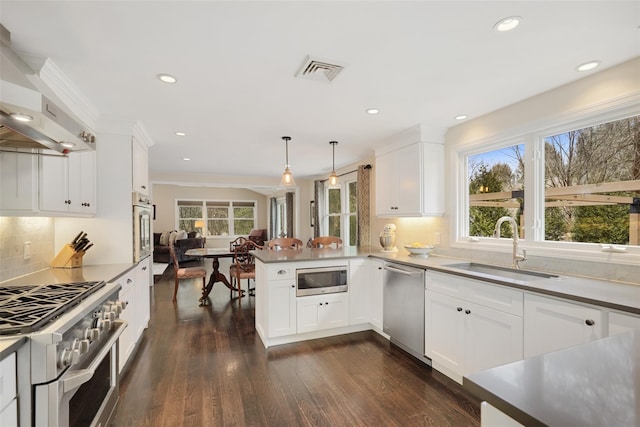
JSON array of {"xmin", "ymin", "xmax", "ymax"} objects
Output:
[{"xmin": 51, "ymin": 231, "xmax": 93, "ymax": 268}]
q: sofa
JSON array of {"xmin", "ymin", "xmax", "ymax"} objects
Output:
[
  {"xmin": 247, "ymin": 229, "xmax": 267, "ymax": 246},
  {"xmin": 153, "ymin": 231, "xmax": 205, "ymax": 264}
]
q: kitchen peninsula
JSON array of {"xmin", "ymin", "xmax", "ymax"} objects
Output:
[
  {"xmin": 253, "ymin": 247, "xmax": 640, "ymax": 426},
  {"xmin": 253, "ymin": 247, "xmax": 372, "ymax": 348}
]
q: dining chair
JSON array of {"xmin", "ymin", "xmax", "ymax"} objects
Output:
[
  {"xmin": 310, "ymin": 236, "xmax": 343, "ymax": 248},
  {"xmin": 229, "ymin": 240, "xmax": 263, "ymax": 296},
  {"xmin": 267, "ymin": 238, "xmax": 304, "ymax": 250},
  {"xmin": 169, "ymin": 240, "xmax": 207, "ymax": 303},
  {"xmin": 229, "ymin": 236, "xmax": 248, "ymax": 252}
]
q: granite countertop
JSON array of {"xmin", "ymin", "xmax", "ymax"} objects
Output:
[
  {"xmin": 252, "ymin": 246, "xmax": 369, "ymax": 263},
  {"xmin": 0, "ymin": 263, "xmax": 137, "ymax": 287},
  {"xmin": 464, "ymin": 330, "xmax": 640, "ymax": 427},
  {"xmin": 0, "ymin": 336, "xmax": 28, "ymax": 360},
  {"xmin": 255, "ymin": 246, "xmax": 640, "ymax": 315},
  {"xmin": 371, "ymin": 252, "xmax": 640, "ymax": 315}
]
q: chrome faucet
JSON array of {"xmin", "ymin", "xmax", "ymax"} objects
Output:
[{"xmin": 494, "ymin": 216, "xmax": 527, "ymax": 269}]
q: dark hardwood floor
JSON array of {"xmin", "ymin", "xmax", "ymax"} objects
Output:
[{"xmin": 113, "ymin": 260, "xmax": 480, "ymax": 426}]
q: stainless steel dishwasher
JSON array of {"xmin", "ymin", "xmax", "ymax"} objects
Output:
[{"xmin": 383, "ymin": 262, "xmax": 429, "ymax": 364}]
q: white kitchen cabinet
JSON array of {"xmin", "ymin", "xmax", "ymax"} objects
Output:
[
  {"xmin": 375, "ymin": 141, "xmax": 444, "ymax": 217},
  {"xmin": 39, "ymin": 150, "xmax": 96, "ymax": 215},
  {"xmin": 425, "ymin": 271, "xmax": 523, "ymax": 383},
  {"xmin": 132, "ymin": 136, "xmax": 149, "ymax": 195},
  {"xmin": 367, "ymin": 258, "xmax": 385, "ymax": 331},
  {"xmin": 135, "ymin": 257, "xmax": 151, "ymax": 332},
  {"xmin": 297, "ymin": 293, "xmax": 349, "ymax": 334},
  {"xmin": 608, "ymin": 311, "xmax": 640, "ymax": 336},
  {"xmin": 263, "ymin": 264, "xmax": 297, "ymax": 338},
  {"xmin": 0, "ymin": 150, "xmax": 38, "ymax": 213},
  {"xmin": 348, "ymin": 259, "xmax": 371, "ymax": 326},
  {"xmin": 524, "ymin": 293, "xmax": 603, "ymax": 358},
  {"xmin": 117, "ymin": 269, "xmax": 136, "ymax": 373},
  {"xmin": 117, "ymin": 260, "xmax": 150, "ymax": 373},
  {"xmin": 0, "ymin": 352, "xmax": 17, "ymax": 427}
]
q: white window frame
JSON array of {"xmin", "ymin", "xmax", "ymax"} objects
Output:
[
  {"xmin": 176, "ymin": 199, "xmax": 257, "ymax": 238},
  {"xmin": 323, "ymin": 172, "xmax": 357, "ymax": 247},
  {"xmin": 452, "ymin": 99, "xmax": 640, "ymax": 264}
]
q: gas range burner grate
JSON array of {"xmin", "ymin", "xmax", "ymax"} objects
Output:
[{"xmin": 0, "ymin": 281, "xmax": 106, "ymax": 335}]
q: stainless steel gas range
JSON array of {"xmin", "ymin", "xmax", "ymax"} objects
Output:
[{"xmin": 0, "ymin": 280, "xmax": 127, "ymax": 427}]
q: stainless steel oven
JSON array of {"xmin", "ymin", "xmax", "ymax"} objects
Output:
[
  {"xmin": 0, "ymin": 281, "xmax": 127, "ymax": 427},
  {"xmin": 133, "ymin": 192, "xmax": 151, "ymax": 263},
  {"xmin": 296, "ymin": 266, "xmax": 348, "ymax": 297}
]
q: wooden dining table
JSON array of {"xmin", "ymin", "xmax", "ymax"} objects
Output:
[{"xmin": 184, "ymin": 247, "xmax": 243, "ymax": 304}]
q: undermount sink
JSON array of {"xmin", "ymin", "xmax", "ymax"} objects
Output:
[{"xmin": 446, "ymin": 262, "xmax": 559, "ymax": 282}]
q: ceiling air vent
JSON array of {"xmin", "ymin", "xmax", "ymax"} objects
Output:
[{"xmin": 295, "ymin": 56, "xmax": 346, "ymax": 83}]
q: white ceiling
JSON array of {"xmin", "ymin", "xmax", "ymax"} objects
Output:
[{"xmin": 1, "ymin": 1, "xmax": 638, "ymax": 181}]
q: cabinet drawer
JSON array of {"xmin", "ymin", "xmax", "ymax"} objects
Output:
[
  {"xmin": 426, "ymin": 271, "xmax": 465, "ymax": 299},
  {"xmin": 115, "ymin": 270, "xmax": 136, "ymax": 294},
  {"xmin": 466, "ymin": 280, "xmax": 523, "ymax": 317},
  {"xmin": 268, "ymin": 266, "xmax": 295, "ymax": 281},
  {"xmin": 0, "ymin": 352, "xmax": 16, "ymax": 411}
]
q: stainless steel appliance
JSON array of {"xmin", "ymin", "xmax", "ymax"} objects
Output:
[
  {"xmin": 133, "ymin": 192, "xmax": 151, "ymax": 263},
  {"xmin": 0, "ymin": 24, "xmax": 96, "ymax": 154},
  {"xmin": 383, "ymin": 262, "xmax": 429, "ymax": 364},
  {"xmin": 0, "ymin": 280, "xmax": 127, "ymax": 427},
  {"xmin": 296, "ymin": 266, "xmax": 348, "ymax": 297}
]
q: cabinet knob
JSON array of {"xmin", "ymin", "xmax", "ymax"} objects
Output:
[
  {"xmin": 457, "ymin": 307, "xmax": 463, "ymax": 312},
  {"xmin": 319, "ymin": 302, "xmax": 323, "ymax": 306},
  {"xmin": 585, "ymin": 319, "xmax": 595, "ymax": 326},
  {"xmin": 465, "ymin": 309, "xmax": 471, "ymax": 315}
]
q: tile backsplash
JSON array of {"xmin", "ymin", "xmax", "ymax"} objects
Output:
[{"xmin": 0, "ymin": 217, "xmax": 54, "ymax": 283}]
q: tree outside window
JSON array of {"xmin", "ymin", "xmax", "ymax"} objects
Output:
[
  {"xmin": 544, "ymin": 116, "xmax": 640, "ymax": 245},
  {"xmin": 464, "ymin": 114, "xmax": 640, "ymax": 248}
]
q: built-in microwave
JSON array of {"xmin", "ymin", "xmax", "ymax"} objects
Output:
[{"xmin": 296, "ymin": 266, "xmax": 348, "ymax": 297}]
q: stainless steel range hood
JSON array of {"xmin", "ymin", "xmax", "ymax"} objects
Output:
[{"xmin": 0, "ymin": 24, "xmax": 95, "ymax": 154}]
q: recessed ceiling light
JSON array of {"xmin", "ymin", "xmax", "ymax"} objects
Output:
[
  {"xmin": 157, "ymin": 73, "xmax": 177, "ymax": 83},
  {"xmin": 10, "ymin": 112, "xmax": 34, "ymax": 122},
  {"xmin": 175, "ymin": 132, "xmax": 186, "ymax": 136},
  {"xmin": 494, "ymin": 16, "xmax": 522, "ymax": 32},
  {"xmin": 183, "ymin": 157, "xmax": 191, "ymax": 161},
  {"xmin": 60, "ymin": 141, "xmax": 76, "ymax": 148},
  {"xmin": 455, "ymin": 115, "xmax": 468, "ymax": 120},
  {"xmin": 366, "ymin": 108, "xmax": 380, "ymax": 115},
  {"xmin": 576, "ymin": 61, "xmax": 601, "ymax": 72}
]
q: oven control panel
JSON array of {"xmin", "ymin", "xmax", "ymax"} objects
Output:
[{"xmin": 56, "ymin": 296, "xmax": 127, "ymax": 370}]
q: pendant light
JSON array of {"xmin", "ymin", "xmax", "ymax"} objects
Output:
[
  {"xmin": 328, "ymin": 141, "xmax": 339, "ymax": 188},
  {"xmin": 280, "ymin": 136, "xmax": 296, "ymax": 187}
]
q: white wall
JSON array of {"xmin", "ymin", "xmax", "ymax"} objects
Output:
[
  {"xmin": 440, "ymin": 57, "xmax": 640, "ymax": 284},
  {"xmin": 150, "ymin": 170, "xmax": 315, "ymax": 245}
]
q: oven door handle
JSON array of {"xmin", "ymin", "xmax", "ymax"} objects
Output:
[
  {"xmin": 384, "ymin": 265, "xmax": 424, "ymax": 277},
  {"xmin": 62, "ymin": 320, "xmax": 127, "ymax": 394}
]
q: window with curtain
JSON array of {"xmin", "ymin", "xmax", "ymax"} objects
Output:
[{"xmin": 176, "ymin": 199, "xmax": 257, "ymax": 237}]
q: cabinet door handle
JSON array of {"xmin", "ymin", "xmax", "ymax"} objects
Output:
[
  {"xmin": 319, "ymin": 302, "xmax": 323, "ymax": 306},
  {"xmin": 585, "ymin": 319, "xmax": 595, "ymax": 326},
  {"xmin": 465, "ymin": 309, "xmax": 471, "ymax": 314},
  {"xmin": 277, "ymin": 270, "xmax": 287, "ymax": 275},
  {"xmin": 457, "ymin": 307, "xmax": 463, "ymax": 312}
]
